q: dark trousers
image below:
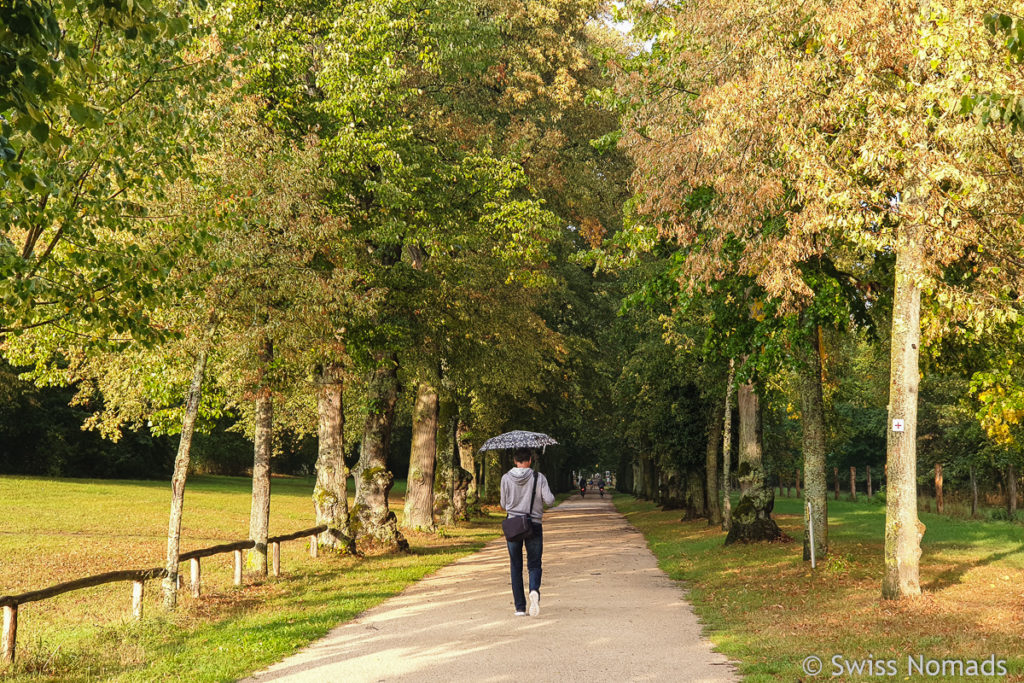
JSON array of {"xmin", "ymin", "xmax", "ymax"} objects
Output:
[{"xmin": 507, "ymin": 521, "xmax": 543, "ymax": 612}]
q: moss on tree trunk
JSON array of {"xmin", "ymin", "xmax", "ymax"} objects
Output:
[
  {"xmin": 352, "ymin": 354, "xmax": 408, "ymax": 552},
  {"xmin": 313, "ymin": 363, "xmax": 355, "ymax": 553},
  {"xmin": 248, "ymin": 336, "xmax": 273, "ymax": 574},
  {"xmin": 882, "ymin": 239, "xmax": 924, "ymax": 599},
  {"xmin": 403, "ymin": 382, "xmax": 439, "ymax": 532},
  {"xmin": 725, "ymin": 375, "xmax": 784, "ymax": 545},
  {"xmin": 799, "ymin": 331, "xmax": 828, "ymax": 561}
]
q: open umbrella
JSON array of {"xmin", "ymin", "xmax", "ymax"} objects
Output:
[{"xmin": 478, "ymin": 430, "xmax": 558, "ymax": 452}]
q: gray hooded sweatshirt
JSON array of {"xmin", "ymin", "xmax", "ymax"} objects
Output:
[{"xmin": 500, "ymin": 467, "xmax": 556, "ymax": 523}]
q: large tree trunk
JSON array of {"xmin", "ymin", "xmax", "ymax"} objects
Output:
[
  {"xmin": 352, "ymin": 355, "xmax": 409, "ymax": 552},
  {"xmin": 882, "ymin": 238, "xmax": 925, "ymax": 600},
  {"xmin": 722, "ymin": 361, "xmax": 735, "ymax": 531},
  {"xmin": 660, "ymin": 465, "xmax": 684, "ymax": 510},
  {"xmin": 682, "ymin": 469, "xmax": 706, "ymax": 521},
  {"xmin": 247, "ymin": 336, "xmax": 274, "ymax": 575},
  {"xmin": 706, "ymin": 401, "xmax": 724, "ymax": 526},
  {"xmin": 403, "ymin": 383, "xmax": 439, "ymax": 531},
  {"xmin": 725, "ymin": 375, "xmax": 783, "ymax": 544},
  {"xmin": 313, "ymin": 363, "xmax": 355, "ymax": 553},
  {"xmin": 799, "ymin": 332, "xmax": 828, "ymax": 562},
  {"xmin": 162, "ymin": 336, "xmax": 212, "ymax": 610}
]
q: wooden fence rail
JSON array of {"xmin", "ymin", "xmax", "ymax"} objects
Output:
[{"xmin": 1, "ymin": 524, "xmax": 327, "ymax": 665}]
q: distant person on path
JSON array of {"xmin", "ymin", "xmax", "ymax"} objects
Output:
[{"xmin": 500, "ymin": 448, "xmax": 555, "ymax": 617}]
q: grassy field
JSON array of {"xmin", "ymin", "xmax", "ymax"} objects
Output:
[
  {"xmin": 614, "ymin": 493, "xmax": 1024, "ymax": 682},
  {"xmin": 0, "ymin": 474, "xmax": 502, "ymax": 681}
]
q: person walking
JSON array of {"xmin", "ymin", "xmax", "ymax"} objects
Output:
[{"xmin": 500, "ymin": 448, "xmax": 555, "ymax": 617}]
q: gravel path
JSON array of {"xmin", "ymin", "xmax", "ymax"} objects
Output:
[{"xmin": 245, "ymin": 494, "xmax": 738, "ymax": 682}]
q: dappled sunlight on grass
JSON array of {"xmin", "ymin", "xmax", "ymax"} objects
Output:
[
  {"xmin": 615, "ymin": 493, "xmax": 1024, "ymax": 682},
  {"xmin": 0, "ymin": 474, "xmax": 502, "ymax": 681}
]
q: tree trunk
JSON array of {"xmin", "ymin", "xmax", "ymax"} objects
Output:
[
  {"xmin": 484, "ymin": 451, "xmax": 501, "ymax": 503},
  {"xmin": 796, "ymin": 469, "xmax": 802, "ymax": 498},
  {"xmin": 722, "ymin": 360, "xmax": 735, "ymax": 531},
  {"xmin": 850, "ymin": 467, "xmax": 857, "ymax": 501},
  {"xmin": 1007, "ymin": 464, "xmax": 1017, "ymax": 519},
  {"xmin": 725, "ymin": 374, "xmax": 783, "ymax": 544},
  {"xmin": 162, "ymin": 335, "xmax": 212, "ymax": 610},
  {"xmin": 882, "ymin": 236, "xmax": 925, "ymax": 600},
  {"xmin": 934, "ymin": 463, "xmax": 943, "ymax": 515},
  {"xmin": 451, "ymin": 417, "xmax": 473, "ymax": 523},
  {"xmin": 970, "ymin": 465, "xmax": 978, "ymax": 518},
  {"xmin": 834, "ymin": 466, "xmax": 840, "ymax": 501},
  {"xmin": 706, "ymin": 401, "xmax": 724, "ymax": 526},
  {"xmin": 458, "ymin": 420, "xmax": 476, "ymax": 508},
  {"xmin": 352, "ymin": 355, "xmax": 409, "ymax": 552},
  {"xmin": 403, "ymin": 383, "xmax": 439, "ymax": 532},
  {"xmin": 867, "ymin": 465, "xmax": 873, "ymax": 499},
  {"xmin": 682, "ymin": 469, "xmax": 705, "ymax": 521},
  {"xmin": 313, "ymin": 363, "xmax": 355, "ymax": 553},
  {"xmin": 660, "ymin": 465, "xmax": 684, "ymax": 510},
  {"xmin": 247, "ymin": 336, "xmax": 274, "ymax": 575},
  {"xmin": 799, "ymin": 333, "xmax": 828, "ymax": 561}
]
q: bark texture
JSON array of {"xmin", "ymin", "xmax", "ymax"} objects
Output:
[
  {"xmin": 934, "ymin": 463, "xmax": 943, "ymax": 514},
  {"xmin": 799, "ymin": 334, "xmax": 828, "ymax": 562},
  {"xmin": 722, "ymin": 361, "xmax": 735, "ymax": 531},
  {"xmin": 248, "ymin": 336, "xmax": 274, "ymax": 575},
  {"xmin": 313, "ymin": 363, "xmax": 355, "ymax": 553},
  {"xmin": 352, "ymin": 355, "xmax": 409, "ymax": 552},
  {"xmin": 162, "ymin": 339, "xmax": 210, "ymax": 610},
  {"xmin": 403, "ymin": 383, "xmax": 439, "ymax": 531},
  {"xmin": 725, "ymin": 376, "xmax": 784, "ymax": 544},
  {"xmin": 457, "ymin": 421, "xmax": 476, "ymax": 508},
  {"xmin": 882, "ymin": 239, "xmax": 924, "ymax": 600},
  {"xmin": 706, "ymin": 401, "xmax": 724, "ymax": 526}
]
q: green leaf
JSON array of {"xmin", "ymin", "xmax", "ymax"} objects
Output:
[{"xmin": 30, "ymin": 121, "xmax": 49, "ymax": 143}]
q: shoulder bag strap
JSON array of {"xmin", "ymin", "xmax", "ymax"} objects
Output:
[{"xmin": 525, "ymin": 471, "xmax": 538, "ymax": 518}]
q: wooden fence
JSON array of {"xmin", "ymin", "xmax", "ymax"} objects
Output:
[{"xmin": 0, "ymin": 525, "xmax": 327, "ymax": 665}]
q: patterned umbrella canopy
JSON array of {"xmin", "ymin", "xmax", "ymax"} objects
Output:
[{"xmin": 478, "ymin": 430, "xmax": 558, "ymax": 452}]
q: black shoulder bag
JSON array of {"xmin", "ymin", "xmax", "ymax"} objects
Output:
[{"xmin": 502, "ymin": 473, "xmax": 538, "ymax": 542}]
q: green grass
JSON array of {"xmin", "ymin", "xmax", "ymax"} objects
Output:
[
  {"xmin": 0, "ymin": 474, "xmax": 500, "ymax": 681},
  {"xmin": 614, "ymin": 492, "xmax": 1024, "ymax": 682}
]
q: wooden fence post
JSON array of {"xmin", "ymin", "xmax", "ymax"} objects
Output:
[
  {"xmin": 2, "ymin": 604, "xmax": 16, "ymax": 664},
  {"xmin": 936, "ymin": 463, "xmax": 944, "ymax": 514},
  {"xmin": 850, "ymin": 466, "xmax": 857, "ymax": 501},
  {"xmin": 233, "ymin": 550, "xmax": 243, "ymax": 586},
  {"xmin": 834, "ymin": 466, "xmax": 839, "ymax": 500},
  {"xmin": 309, "ymin": 535, "xmax": 318, "ymax": 559},
  {"xmin": 190, "ymin": 558, "xmax": 201, "ymax": 598},
  {"xmin": 272, "ymin": 542, "xmax": 281, "ymax": 577},
  {"xmin": 131, "ymin": 580, "xmax": 144, "ymax": 620}
]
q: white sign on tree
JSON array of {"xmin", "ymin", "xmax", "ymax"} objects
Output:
[{"xmin": 892, "ymin": 419, "xmax": 905, "ymax": 433}]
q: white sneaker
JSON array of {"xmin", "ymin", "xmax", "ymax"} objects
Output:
[
  {"xmin": 528, "ymin": 590, "xmax": 540, "ymax": 617},
  {"xmin": 514, "ymin": 611, "xmax": 527, "ymax": 616}
]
